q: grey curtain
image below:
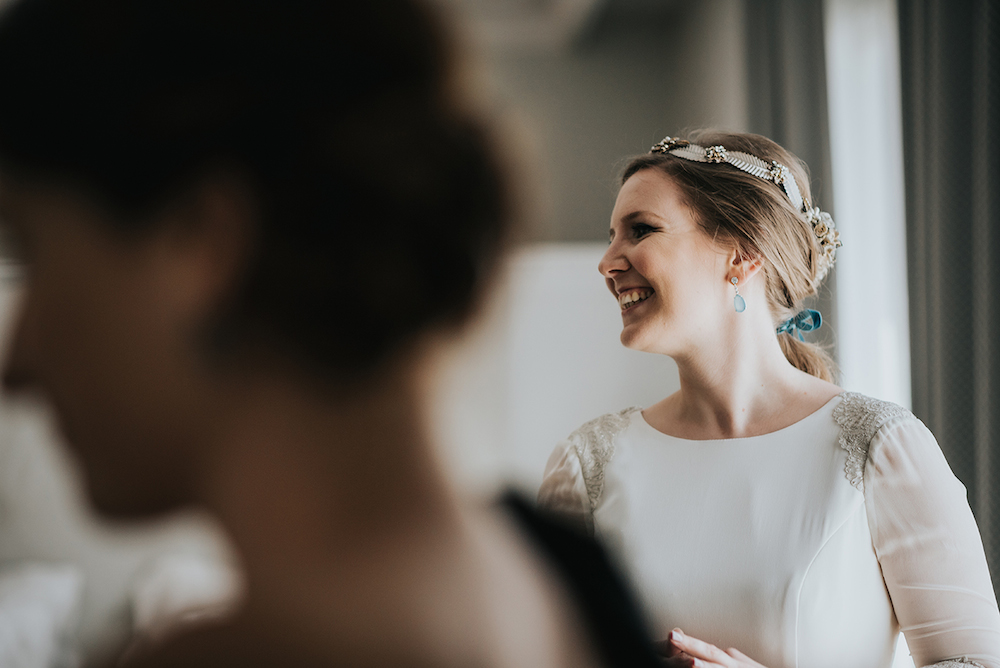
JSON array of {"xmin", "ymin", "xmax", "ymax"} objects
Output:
[
  {"xmin": 744, "ymin": 0, "xmax": 839, "ymax": 358},
  {"xmin": 899, "ymin": 0, "xmax": 1000, "ymax": 594}
]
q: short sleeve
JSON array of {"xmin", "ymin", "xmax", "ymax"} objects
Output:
[
  {"xmin": 537, "ymin": 441, "xmax": 592, "ymax": 535},
  {"xmin": 865, "ymin": 417, "xmax": 1000, "ymax": 668}
]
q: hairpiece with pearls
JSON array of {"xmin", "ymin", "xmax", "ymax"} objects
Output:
[{"xmin": 650, "ymin": 136, "xmax": 842, "ymax": 281}]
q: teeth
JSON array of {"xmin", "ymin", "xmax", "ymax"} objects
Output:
[{"xmin": 619, "ymin": 289, "xmax": 652, "ymax": 310}]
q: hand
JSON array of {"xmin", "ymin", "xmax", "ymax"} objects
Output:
[{"xmin": 656, "ymin": 629, "xmax": 768, "ymax": 668}]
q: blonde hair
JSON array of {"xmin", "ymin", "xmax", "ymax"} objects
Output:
[{"xmin": 621, "ymin": 130, "xmax": 836, "ymax": 382}]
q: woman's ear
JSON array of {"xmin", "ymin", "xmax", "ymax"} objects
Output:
[
  {"xmin": 728, "ymin": 247, "xmax": 764, "ymax": 285},
  {"xmin": 156, "ymin": 172, "xmax": 258, "ymax": 320}
]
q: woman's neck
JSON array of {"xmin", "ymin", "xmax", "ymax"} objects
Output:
[
  {"xmin": 650, "ymin": 308, "xmax": 840, "ymax": 440},
  {"xmin": 197, "ymin": 350, "xmax": 463, "ymax": 594},
  {"xmin": 160, "ymin": 349, "xmax": 591, "ymax": 668}
]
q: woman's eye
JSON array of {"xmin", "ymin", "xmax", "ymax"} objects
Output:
[{"xmin": 632, "ymin": 223, "xmax": 654, "ymax": 238}]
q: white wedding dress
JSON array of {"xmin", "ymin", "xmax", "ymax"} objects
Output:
[{"xmin": 538, "ymin": 392, "xmax": 1000, "ymax": 668}]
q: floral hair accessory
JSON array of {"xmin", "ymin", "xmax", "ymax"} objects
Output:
[{"xmin": 804, "ymin": 208, "xmax": 841, "ymax": 281}]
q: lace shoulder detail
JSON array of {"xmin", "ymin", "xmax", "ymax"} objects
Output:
[
  {"xmin": 832, "ymin": 392, "xmax": 913, "ymax": 492},
  {"xmin": 566, "ymin": 407, "xmax": 642, "ymax": 511},
  {"xmin": 925, "ymin": 659, "xmax": 987, "ymax": 668}
]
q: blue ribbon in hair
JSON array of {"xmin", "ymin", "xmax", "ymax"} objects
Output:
[{"xmin": 776, "ymin": 309, "xmax": 822, "ymax": 341}]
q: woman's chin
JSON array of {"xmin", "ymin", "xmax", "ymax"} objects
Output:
[
  {"xmin": 619, "ymin": 318, "xmax": 675, "ymax": 356},
  {"xmin": 619, "ymin": 322, "xmax": 653, "ymax": 352}
]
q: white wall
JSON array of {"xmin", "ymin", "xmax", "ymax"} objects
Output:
[{"xmin": 432, "ymin": 243, "xmax": 680, "ymax": 495}]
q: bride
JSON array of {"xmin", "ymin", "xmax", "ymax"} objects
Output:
[{"xmin": 539, "ymin": 130, "xmax": 1000, "ymax": 668}]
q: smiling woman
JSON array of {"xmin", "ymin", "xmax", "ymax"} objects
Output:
[
  {"xmin": 599, "ymin": 171, "xmax": 735, "ymax": 358},
  {"xmin": 539, "ymin": 130, "xmax": 1000, "ymax": 668}
]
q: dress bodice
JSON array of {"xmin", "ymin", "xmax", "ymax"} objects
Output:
[{"xmin": 538, "ymin": 393, "xmax": 1000, "ymax": 668}]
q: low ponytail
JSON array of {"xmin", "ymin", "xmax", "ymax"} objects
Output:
[{"xmin": 777, "ymin": 335, "xmax": 836, "ymax": 383}]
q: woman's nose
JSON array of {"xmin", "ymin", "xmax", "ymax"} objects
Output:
[{"xmin": 598, "ymin": 242, "xmax": 628, "ymax": 278}]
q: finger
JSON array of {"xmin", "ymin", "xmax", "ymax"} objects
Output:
[
  {"xmin": 690, "ymin": 659, "xmax": 726, "ymax": 668},
  {"xmin": 654, "ymin": 637, "xmax": 683, "ymax": 658},
  {"xmin": 725, "ymin": 647, "xmax": 764, "ymax": 666},
  {"xmin": 659, "ymin": 656, "xmax": 695, "ymax": 668},
  {"xmin": 669, "ymin": 630, "xmax": 732, "ymax": 665}
]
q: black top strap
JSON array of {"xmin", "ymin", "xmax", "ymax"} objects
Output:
[{"xmin": 499, "ymin": 491, "xmax": 663, "ymax": 668}]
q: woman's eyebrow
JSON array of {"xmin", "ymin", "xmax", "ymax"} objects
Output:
[{"xmin": 620, "ymin": 210, "xmax": 664, "ymax": 224}]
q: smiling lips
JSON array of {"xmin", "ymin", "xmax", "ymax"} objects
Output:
[{"xmin": 618, "ymin": 288, "xmax": 653, "ymax": 311}]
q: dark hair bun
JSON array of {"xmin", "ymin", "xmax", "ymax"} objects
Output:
[{"xmin": 0, "ymin": 0, "xmax": 509, "ymax": 378}]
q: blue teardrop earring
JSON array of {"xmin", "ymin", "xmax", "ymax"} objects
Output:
[{"xmin": 731, "ymin": 277, "xmax": 746, "ymax": 312}]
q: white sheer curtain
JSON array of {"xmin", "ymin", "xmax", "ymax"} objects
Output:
[
  {"xmin": 824, "ymin": 0, "xmax": 911, "ymax": 408},
  {"xmin": 824, "ymin": 0, "xmax": 912, "ymax": 665}
]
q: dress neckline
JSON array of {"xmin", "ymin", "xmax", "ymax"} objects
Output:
[{"xmin": 635, "ymin": 392, "xmax": 845, "ymax": 444}]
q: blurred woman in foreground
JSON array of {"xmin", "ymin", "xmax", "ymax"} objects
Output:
[{"xmin": 0, "ymin": 0, "xmax": 660, "ymax": 665}]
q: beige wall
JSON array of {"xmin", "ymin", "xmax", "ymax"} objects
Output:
[{"xmin": 484, "ymin": 0, "xmax": 749, "ymax": 241}]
